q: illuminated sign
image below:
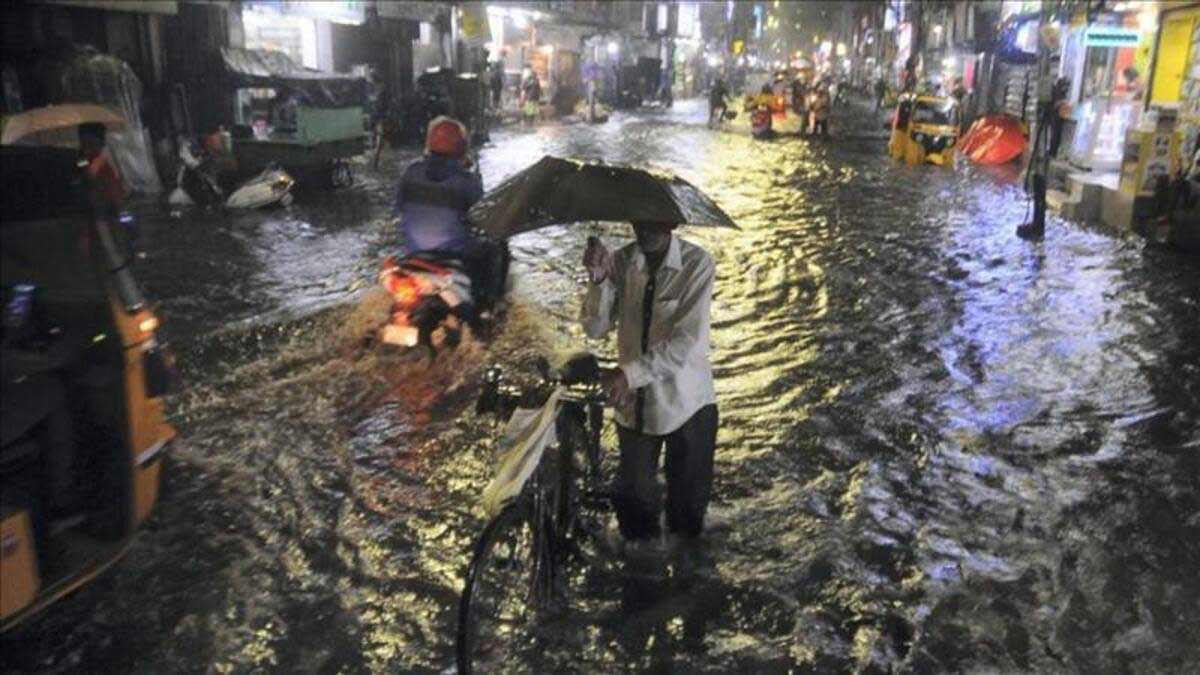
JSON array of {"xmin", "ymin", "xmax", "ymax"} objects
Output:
[{"xmin": 1084, "ymin": 26, "xmax": 1140, "ymax": 47}]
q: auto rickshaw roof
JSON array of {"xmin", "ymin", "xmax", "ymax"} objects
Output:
[{"xmin": 219, "ymin": 47, "xmax": 367, "ymax": 108}]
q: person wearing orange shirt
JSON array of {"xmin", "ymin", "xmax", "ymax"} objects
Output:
[{"xmin": 78, "ymin": 121, "xmax": 127, "ymax": 220}]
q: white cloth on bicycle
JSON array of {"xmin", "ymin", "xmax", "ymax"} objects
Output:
[{"xmin": 481, "ymin": 387, "xmax": 563, "ymax": 517}]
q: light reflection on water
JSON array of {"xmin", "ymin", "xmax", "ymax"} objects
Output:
[{"xmin": 6, "ymin": 99, "xmax": 1198, "ymax": 673}]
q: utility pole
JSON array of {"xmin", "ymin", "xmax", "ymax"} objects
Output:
[{"xmin": 1016, "ymin": 0, "xmax": 1060, "ymax": 239}]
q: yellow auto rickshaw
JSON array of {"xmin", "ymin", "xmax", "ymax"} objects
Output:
[
  {"xmin": 888, "ymin": 93, "xmax": 960, "ymax": 166},
  {"xmin": 1, "ymin": 145, "xmax": 175, "ymax": 631}
]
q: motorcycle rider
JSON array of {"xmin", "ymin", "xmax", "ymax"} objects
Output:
[{"xmin": 393, "ymin": 116, "xmax": 502, "ymax": 307}]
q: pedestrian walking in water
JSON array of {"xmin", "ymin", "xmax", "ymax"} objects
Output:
[
  {"xmin": 809, "ymin": 85, "xmax": 831, "ymax": 137},
  {"xmin": 580, "ymin": 223, "xmax": 718, "ymax": 555},
  {"xmin": 520, "ymin": 67, "xmax": 541, "ymax": 126},
  {"xmin": 489, "ymin": 61, "xmax": 504, "ymax": 110},
  {"xmin": 708, "ymin": 78, "xmax": 730, "ymax": 127}
]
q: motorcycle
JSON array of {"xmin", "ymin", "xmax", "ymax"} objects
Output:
[
  {"xmin": 376, "ymin": 239, "xmax": 510, "ymax": 351},
  {"xmin": 751, "ymin": 104, "xmax": 775, "ymax": 140}
]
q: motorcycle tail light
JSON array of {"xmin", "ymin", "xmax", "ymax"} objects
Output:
[{"xmin": 384, "ymin": 273, "xmax": 420, "ymax": 308}]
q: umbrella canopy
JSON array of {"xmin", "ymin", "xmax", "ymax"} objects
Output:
[
  {"xmin": 468, "ymin": 156, "xmax": 738, "ymax": 238},
  {"xmin": 1, "ymin": 104, "xmax": 126, "ymax": 148}
]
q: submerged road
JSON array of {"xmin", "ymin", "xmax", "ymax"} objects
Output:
[{"xmin": 7, "ymin": 99, "xmax": 1199, "ymax": 673}]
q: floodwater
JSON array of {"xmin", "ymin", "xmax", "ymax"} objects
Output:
[{"xmin": 6, "ymin": 99, "xmax": 1198, "ymax": 674}]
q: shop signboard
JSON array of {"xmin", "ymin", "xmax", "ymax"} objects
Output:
[
  {"xmin": 1120, "ymin": 128, "xmax": 1182, "ymax": 195},
  {"xmin": 460, "ymin": 3, "xmax": 489, "ymax": 48}
]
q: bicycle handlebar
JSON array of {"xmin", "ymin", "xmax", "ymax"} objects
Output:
[{"xmin": 477, "ymin": 353, "xmax": 613, "ymax": 417}]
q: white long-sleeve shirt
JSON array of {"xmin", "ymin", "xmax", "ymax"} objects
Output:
[{"xmin": 580, "ymin": 234, "xmax": 716, "ymax": 435}]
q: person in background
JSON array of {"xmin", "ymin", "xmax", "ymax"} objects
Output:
[
  {"xmin": 581, "ymin": 223, "xmax": 719, "ymax": 556},
  {"xmin": 520, "ymin": 67, "xmax": 541, "ymax": 126},
  {"xmin": 1048, "ymin": 77, "xmax": 1071, "ymax": 158},
  {"xmin": 77, "ymin": 122, "xmax": 127, "ymax": 220},
  {"xmin": 708, "ymin": 78, "xmax": 730, "ymax": 127},
  {"xmin": 793, "ymin": 75, "xmax": 810, "ymax": 122},
  {"xmin": 809, "ymin": 84, "xmax": 831, "ymax": 137},
  {"xmin": 951, "ymin": 77, "xmax": 967, "ymax": 104},
  {"xmin": 489, "ymin": 61, "xmax": 504, "ymax": 110},
  {"xmin": 1121, "ymin": 66, "xmax": 1144, "ymax": 100},
  {"xmin": 269, "ymin": 85, "xmax": 303, "ymax": 132},
  {"xmin": 874, "ymin": 75, "xmax": 887, "ymax": 112}
]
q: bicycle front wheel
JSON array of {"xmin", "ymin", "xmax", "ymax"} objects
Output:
[{"xmin": 456, "ymin": 504, "xmax": 547, "ymax": 674}]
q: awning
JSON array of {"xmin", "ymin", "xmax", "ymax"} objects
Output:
[
  {"xmin": 377, "ymin": 1, "xmax": 444, "ymax": 23},
  {"xmin": 49, "ymin": 0, "xmax": 177, "ymax": 15},
  {"xmin": 219, "ymin": 48, "xmax": 366, "ymax": 108}
]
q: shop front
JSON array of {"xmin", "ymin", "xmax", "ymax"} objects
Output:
[
  {"xmin": 1059, "ymin": 16, "xmax": 1150, "ymax": 174},
  {"xmin": 1147, "ymin": 3, "xmax": 1200, "ymax": 157}
]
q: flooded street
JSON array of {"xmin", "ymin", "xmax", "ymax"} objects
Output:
[{"xmin": 7, "ymin": 98, "xmax": 1198, "ymax": 674}]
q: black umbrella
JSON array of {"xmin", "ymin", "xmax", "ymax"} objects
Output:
[{"xmin": 468, "ymin": 155, "xmax": 738, "ymax": 238}]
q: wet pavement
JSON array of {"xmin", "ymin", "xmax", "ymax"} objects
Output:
[{"xmin": 6, "ymin": 98, "xmax": 1199, "ymax": 674}]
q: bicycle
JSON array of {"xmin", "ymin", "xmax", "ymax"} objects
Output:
[{"xmin": 455, "ymin": 353, "xmax": 614, "ymax": 674}]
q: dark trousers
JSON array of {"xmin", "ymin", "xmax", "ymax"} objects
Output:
[{"xmin": 614, "ymin": 404, "xmax": 718, "ymax": 541}]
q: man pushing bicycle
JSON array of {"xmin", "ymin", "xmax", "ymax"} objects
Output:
[{"xmin": 580, "ymin": 222, "xmax": 718, "ymax": 556}]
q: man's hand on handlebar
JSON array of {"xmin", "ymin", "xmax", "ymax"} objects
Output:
[{"xmin": 600, "ymin": 367, "xmax": 632, "ymax": 408}]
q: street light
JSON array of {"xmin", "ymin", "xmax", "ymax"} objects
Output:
[{"xmin": 607, "ymin": 41, "xmax": 619, "ymax": 56}]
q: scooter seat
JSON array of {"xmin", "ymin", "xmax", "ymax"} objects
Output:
[{"xmin": 401, "ymin": 251, "xmax": 467, "ymax": 274}]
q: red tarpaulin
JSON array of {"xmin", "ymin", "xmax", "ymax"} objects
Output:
[{"xmin": 959, "ymin": 115, "xmax": 1026, "ymax": 165}]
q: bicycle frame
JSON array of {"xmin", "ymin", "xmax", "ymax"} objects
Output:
[{"xmin": 457, "ymin": 356, "xmax": 614, "ymax": 673}]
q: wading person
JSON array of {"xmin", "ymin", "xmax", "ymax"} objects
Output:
[
  {"xmin": 708, "ymin": 78, "xmax": 729, "ymax": 127},
  {"xmin": 393, "ymin": 117, "xmax": 501, "ymax": 306},
  {"xmin": 580, "ymin": 222, "xmax": 718, "ymax": 555},
  {"xmin": 809, "ymin": 85, "xmax": 831, "ymax": 137}
]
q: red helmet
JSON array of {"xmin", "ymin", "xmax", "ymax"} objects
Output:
[{"xmin": 425, "ymin": 116, "xmax": 468, "ymax": 158}]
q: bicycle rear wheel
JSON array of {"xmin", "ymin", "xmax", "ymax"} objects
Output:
[{"xmin": 456, "ymin": 503, "xmax": 549, "ymax": 674}]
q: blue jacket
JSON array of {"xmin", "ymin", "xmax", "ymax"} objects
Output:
[{"xmin": 394, "ymin": 155, "xmax": 484, "ymax": 253}]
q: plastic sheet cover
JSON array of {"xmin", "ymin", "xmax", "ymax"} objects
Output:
[
  {"xmin": 220, "ymin": 48, "xmax": 367, "ymax": 109},
  {"xmin": 56, "ymin": 47, "xmax": 161, "ymax": 193}
]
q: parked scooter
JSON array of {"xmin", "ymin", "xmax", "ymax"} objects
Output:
[
  {"xmin": 168, "ymin": 140, "xmax": 294, "ymax": 209},
  {"xmin": 225, "ymin": 168, "xmax": 295, "ymax": 209}
]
